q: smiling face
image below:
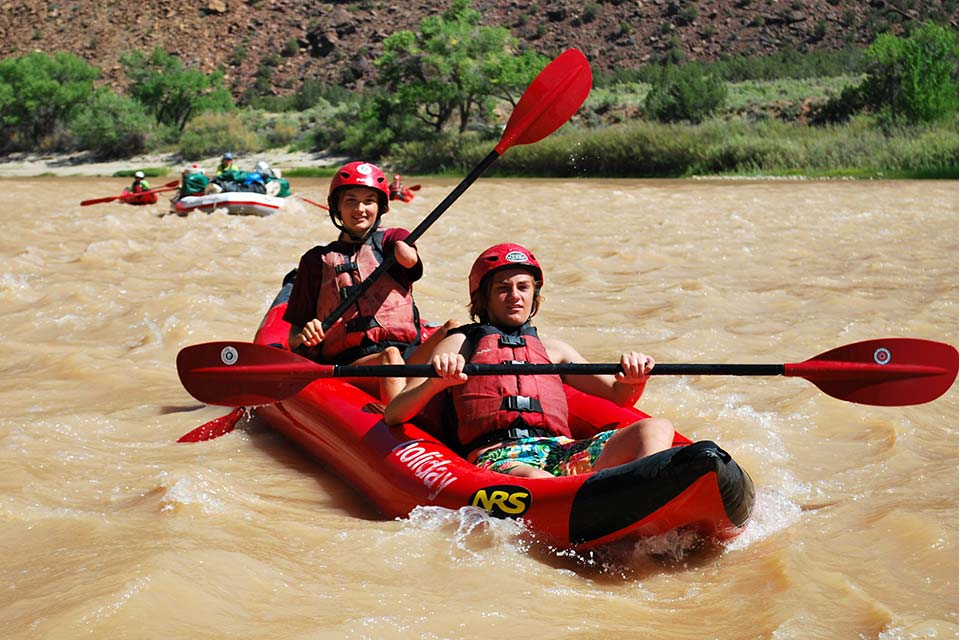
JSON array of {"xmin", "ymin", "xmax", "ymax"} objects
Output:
[
  {"xmin": 336, "ymin": 186, "xmax": 382, "ymax": 237},
  {"xmin": 485, "ymin": 267, "xmax": 538, "ymax": 327}
]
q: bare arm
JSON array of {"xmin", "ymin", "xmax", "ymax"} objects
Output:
[
  {"xmin": 394, "ymin": 239, "xmax": 419, "ymax": 269},
  {"xmin": 543, "ymin": 337, "xmax": 653, "ymax": 407},
  {"xmin": 383, "ymin": 333, "xmax": 469, "ymax": 425}
]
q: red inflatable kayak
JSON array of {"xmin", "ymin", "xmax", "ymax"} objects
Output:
[
  {"xmin": 121, "ymin": 190, "xmax": 159, "ymax": 205},
  {"xmin": 239, "ymin": 274, "xmax": 754, "ymax": 548},
  {"xmin": 389, "ymin": 186, "xmax": 416, "ymax": 202}
]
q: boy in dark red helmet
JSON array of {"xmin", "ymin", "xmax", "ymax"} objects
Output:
[
  {"xmin": 384, "ymin": 243, "xmax": 674, "ymax": 478},
  {"xmin": 284, "ymin": 161, "xmax": 453, "ymax": 402}
]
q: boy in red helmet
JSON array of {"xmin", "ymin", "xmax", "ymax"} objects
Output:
[
  {"xmin": 384, "ymin": 243, "xmax": 674, "ymax": 478},
  {"xmin": 284, "ymin": 161, "xmax": 453, "ymax": 402}
]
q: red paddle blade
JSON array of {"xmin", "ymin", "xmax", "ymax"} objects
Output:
[
  {"xmin": 785, "ymin": 338, "xmax": 958, "ymax": 406},
  {"xmin": 177, "ymin": 342, "xmax": 334, "ymax": 406},
  {"xmin": 80, "ymin": 196, "xmax": 120, "ymax": 206},
  {"xmin": 495, "ymin": 48, "xmax": 592, "ymax": 155},
  {"xmin": 177, "ymin": 407, "xmax": 245, "ymax": 443}
]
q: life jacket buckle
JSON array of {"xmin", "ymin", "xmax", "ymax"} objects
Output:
[
  {"xmin": 498, "ymin": 334, "xmax": 526, "ymax": 347},
  {"xmin": 501, "ymin": 395, "xmax": 542, "ymax": 413}
]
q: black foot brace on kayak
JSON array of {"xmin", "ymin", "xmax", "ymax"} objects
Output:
[{"xmin": 568, "ymin": 440, "xmax": 755, "ymax": 545}]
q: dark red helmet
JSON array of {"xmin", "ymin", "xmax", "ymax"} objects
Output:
[
  {"xmin": 469, "ymin": 243, "xmax": 543, "ymax": 297},
  {"xmin": 327, "ymin": 161, "xmax": 390, "ymax": 220}
]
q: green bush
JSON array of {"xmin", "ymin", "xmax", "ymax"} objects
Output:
[
  {"xmin": 859, "ymin": 21, "xmax": 959, "ymax": 123},
  {"xmin": 0, "ymin": 51, "xmax": 99, "ymax": 151},
  {"xmin": 123, "ymin": 47, "xmax": 235, "ymax": 131},
  {"xmin": 177, "ymin": 112, "xmax": 258, "ymax": 158},
  {"xmin": 581, "ymin": 3, "xmax": 602, "ymax": 23},
  {"xmin": 112, "ymin": 167, "xmax": 167, "ymax": 178},
  {"xmin": 383, "ymin": 115, "xmax": 958, "ymax": 179},
  {"xmin": 262, "ymin": 117, "xmax": 300, "ymax": 148},
  {"xmin": 300, "ymin": 97, "xmax": 362, "ymax": 152},
  {"xmin": 71, "ymin": 90, "xmax": 154, "ymax": 159},
  {"xmin": 645, "ymin": 64, "xmax": 727, "ymax": 123},
  {"xmin": 389, "ymin": 131, "xmax": 488, "ymax": 174}
]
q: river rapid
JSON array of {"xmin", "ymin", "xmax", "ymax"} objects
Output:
[{"xmin": 0, "ymin": 176, "xmax": 956, "ymax": 639}]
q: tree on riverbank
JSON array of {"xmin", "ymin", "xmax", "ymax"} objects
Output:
[
  {"xmin": 0, "ymin": 52, "xmax": 98, "ymax": 151},
  {"xmin": 859, "ymin": 21, "xmax": 958, "ymax": 123},
  {"xmin": 122, "ymin": 48, "xmax": 235, "ymax": 133},
  {"xmin": 334, "ymin": 0, "xmax": 547, "ymax": 158}
]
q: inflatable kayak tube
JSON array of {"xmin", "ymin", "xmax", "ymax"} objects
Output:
[
  {"xmin": 251, "ymin": 277, "xmax": 755, "ymax": 548},
  {"xmin": 121, "ymin": 191, "xmax": 159, "ymax": 205},
  {"xmin": 173, "ymin": 192, "xmax": 285, "ymax": 217}
]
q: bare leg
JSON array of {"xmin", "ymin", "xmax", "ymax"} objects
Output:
[
  {"xmin": 345, "ymin": 346, "xmax": 404, "ymax": 402},
  {"xmin": 407, "ymin": 319, "xmax": 460, "ymax": 365},
  {"xmin": 592, "ymin": 417, "xmax": 675, "ymax": 471},
  {"xmin": 376, "ymin": 346, "xmax": 404, "ymax": 402}
]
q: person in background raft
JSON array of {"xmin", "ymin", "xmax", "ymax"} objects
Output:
[
  {"xmin": 217, "ymin": 152, "xmax": 235, "ymax": 176},
  {"xmin": 179, "ymin": 164, "xmax": 208, "ymax": 197},
  {"xmin": 207, "ymin": 152, "xmax": 244, "ymax": 192},
  {"xmin": 128, "ymin": 171, "xmax": 150, "ymax": 193},
  {"xmin": 208, "ymin": 160, "xmax": 265, "ymax": 194},
  {"xmin": 389, "ymin": 174, "xmax": 415, "ymax": 202},
  {"xmin": 384, "ymin": 243, "xmax": 675, "ymax": 478},
  {"xmin": 389, "ymin": 174, "xmax": 404, "ymax": 200},
  {"xmin": 283, "ymin": 161, "xmax": 456, "ymax": 402}
]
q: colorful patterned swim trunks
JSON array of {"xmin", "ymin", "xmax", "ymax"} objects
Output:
[{"xmin": 469, "ymin": 430, "xmax": 616, "ymax": 476}]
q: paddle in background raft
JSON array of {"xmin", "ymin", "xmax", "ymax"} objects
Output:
[
  {"xmin": 80, "ymin": 180, "xmax": 180, "ymax": 206},
  {"xmin": 177, "ymin": 48, "xmax": 594, "ymax": 442}
]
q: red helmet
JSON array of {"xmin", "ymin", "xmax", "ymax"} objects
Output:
[
  {"xmin": 469, "ymin": 243, "xmax": 543, "ymax": 297},
  {"xmin": 327, "ymin": 161, "xmax": 390, "ymax": 218}
]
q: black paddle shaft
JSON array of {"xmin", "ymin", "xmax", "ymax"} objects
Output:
[
  {"xmin": 331, "ymin": 362, "xmax": 788, "ymax": 378},
  {"xmin": 321, "ymin": 150, "xmax": 501, "ymax": 332}
]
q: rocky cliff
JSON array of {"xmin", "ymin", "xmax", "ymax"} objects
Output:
[{"xmin": 1, "ymin": 0, "xmax": 953, "ymax": 98}]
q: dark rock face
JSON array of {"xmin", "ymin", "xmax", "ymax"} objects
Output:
[{"xmin": 0, "ymin": 0, "xmax": 952, "ymax": 98}]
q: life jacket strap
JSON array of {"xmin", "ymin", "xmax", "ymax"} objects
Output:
[
  {"xmin": 345, "ymin": 316, "xmax": 378, "ymax": 333},
  {"xmin": 463, "ymin": 426, "xmax": 555, "ymax": 453},
  {"xmin": 339, "ymin": 284, "xmax": 362, "ymax": 300}
]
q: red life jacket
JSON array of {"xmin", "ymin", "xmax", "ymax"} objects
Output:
[
  {"xmin": 315, "ymin": 230, "xmax": 420, "ymax": 362},
  {"xmin": 450, "ymin": 323, "xmax": 570, "ymax": 450}
]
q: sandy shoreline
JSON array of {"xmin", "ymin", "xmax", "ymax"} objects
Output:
[{"xmin": 0, "ymin": 149, "xmax": 344, "ymax": 178}]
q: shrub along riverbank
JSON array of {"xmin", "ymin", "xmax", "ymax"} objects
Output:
[{"xmin": 383, "ymin": 115, "xmax": 958, "ymax": 179}]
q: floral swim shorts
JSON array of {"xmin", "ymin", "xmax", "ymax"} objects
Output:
[{"xmin": 469, "ymin": 430, "xmax": 616, "ymax": 476}]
